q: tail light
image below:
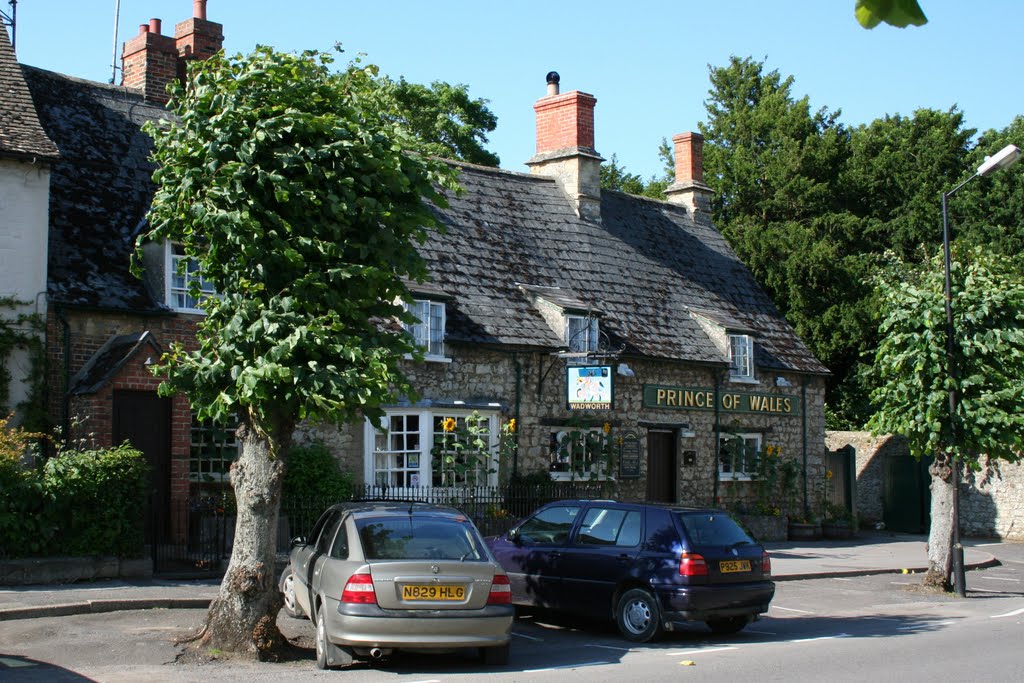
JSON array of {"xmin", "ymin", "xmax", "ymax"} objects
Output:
[
  {"xmin": 679, "ymin": 553, "xmax": 708, "ymax": 577},
  {"xmin": 488, "ymin": 574, "xmax": 512, "ymax": 605},
  {"xmin": 341, "ymin": 572, "xmax": 377, "ymax": 604},
  {"xmin": 761, "ymin": 551, "xmax": 772, "ymax": 576}
]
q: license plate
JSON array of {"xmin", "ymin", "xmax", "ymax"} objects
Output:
[
  {"xmin": 402, "ymin": 584, "xmax": 465, "ymax": 601},
  {"xmin": 719, "ymin": 560, "xmax": 751, "ymax": 573}
]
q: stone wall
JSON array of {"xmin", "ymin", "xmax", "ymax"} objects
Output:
[{"xmin": 826, "ymin": 431, "xmax": 1024, "ymax": 540}]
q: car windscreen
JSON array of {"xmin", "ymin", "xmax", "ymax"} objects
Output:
[
  {"xmin": 676, "ymin": 511, "xmax": 755, "ymax": 548},
  {"xmin": 356, "ymin": 515, "xmax": 487, "ymax": 561}
]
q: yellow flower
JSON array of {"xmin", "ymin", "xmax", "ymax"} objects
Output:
[
  {"xmin": 826, "ymin": 469, "xmax": 833, "ymax": 479},
  {"xmin": 765, "ymin": 444, "xmax": 775, "ymax": 457},
  {"xmin": 442, "ymin": 417, "xmax": 456, "ymax": 433},
  {"xmin": 507, "ymin": 418, "xmax": 516, "ymax": 433},
  {"xmin": 603, "ymin": 422, "xmax": 611, "ymax": 435}
]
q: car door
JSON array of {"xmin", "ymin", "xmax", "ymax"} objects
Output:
[
  {"xmin": 294, "ymin": 508, "xmax": 342, "ymax": 616},
  {"xmin": 557, "ymin": 503, "xmax": 645, "ymax": 618},
  {"xmin": 490, "ymin": 503, "xmax": 582, "ymax": 609}
]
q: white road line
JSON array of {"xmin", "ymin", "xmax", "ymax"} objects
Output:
[
  {"xmin": 791, "ymin": 633, "xmax": 851, "ymax": 642},
  {"xmin": 977, "ymin": 576, "xmax": 1020, "ymax": 582},
  {"xmin": 991, "ymin": 607, "xmax": 1024, "ymax": 619},
  {"xmin": 747, "ymin": 629, "xmax": 777, "ymax": 635},
  {"xmin": 898, "ymin": 621, "xmax": 955, "ymax": 630},
  {"xmin": 513, "ymin": 632, "xmax": 544, "ymax": 641},
  {"xmin": 664, "ymin": 646, "xmax": 737, "ymax": 656},
  {"xmin": 970, "ymin": 587, "xmax": 1008, "ymax": 594},
  {"xmin": 585, "ymin": 644, "xmax": 633, "ymax": 652},
  {"xmin": 771, "ymin": 605, "xmax": 814, "ymax": 614},
  {"xmin": 524, "ymin": 661, "xmax": 613, "ymax": 673},
  {"xmin": 832, "ymin": 577, "xmax": 854, "ymax": 581}
]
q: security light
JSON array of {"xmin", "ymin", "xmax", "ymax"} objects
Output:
[{"xmin": 976, "ymin": 144, "xmax": 1021, "ymax": 177}]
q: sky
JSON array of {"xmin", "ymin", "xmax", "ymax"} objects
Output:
[{"xmin": 6, "ymin": 1, "xmax": 1024, "ymax": 180}]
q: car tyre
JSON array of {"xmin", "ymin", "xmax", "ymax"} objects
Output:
[
  {"xmin": 615, "ymin": 588, "xmax": 663, "ymax": 643},
  {"xmin": 480, "ymin": 642, "xmax": 510, "ymax": 666},
  {"xmin": 706, "ymin": 616, "xmax": 749, "ymax": 635},
  {"xmin": 279, "ymin": 567, "xmax": 303, "ymax": 619},
  {"xmin": 315, "ymin": 608, "xmax": 332, "ymax": 669}
]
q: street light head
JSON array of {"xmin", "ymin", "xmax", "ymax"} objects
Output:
[{"xmin": 977, "ymin": 144, "xmax": 1021, "ymax": 177}]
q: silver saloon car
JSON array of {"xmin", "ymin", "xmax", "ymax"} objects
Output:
[{"xmin": 280, "ymin": 501, "xmax": 514, "ymax": 669}]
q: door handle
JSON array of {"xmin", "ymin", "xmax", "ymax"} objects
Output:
[{"xmin": 617, "ymin": 554, "xmax": 631, "ymax": 563}]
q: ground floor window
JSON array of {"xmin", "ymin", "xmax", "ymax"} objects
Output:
[
  {"xmin": 189, "ymin": 415, "xmax": 238, "ymax": 484},
  {"xmin": 718, "ymin": 432, "xmax": 761, "ymax": 480},
  {"xmin": 549, "ymin": 424, "xmax": 615, "ymax": 481},
  {"xmin": 366, "ymin": 409, "xmax": 500, "ymax": 488}
]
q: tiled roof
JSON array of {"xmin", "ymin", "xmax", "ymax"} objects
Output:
[
  {"xmin": 0, "ymin": 27, "xmax": 58, "ymax": 160},
  {"xmin": 21, "ymin": 66, "xmax": 169, "ymax": 310}
]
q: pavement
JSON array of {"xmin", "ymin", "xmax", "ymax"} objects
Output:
[{"xmin": 0, "ymin": 532, "xmax": 1002, "ymax": 622}]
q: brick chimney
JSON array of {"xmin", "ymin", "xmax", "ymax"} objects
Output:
[
  {"xmin": 526, "ymin": 72, "xmax": 604, "ymax": 221},
  {"xmin": 664, "ymin": 132, "xmax": 713, "ymax": 222},
  {"xmin": 121, "ymin": 0, "xmax": 223, "ymax": 104}
]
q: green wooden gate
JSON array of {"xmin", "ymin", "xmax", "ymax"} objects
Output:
[{"xmin": 883, "ymin": 455, "xmax": 931, "ymax": 533}]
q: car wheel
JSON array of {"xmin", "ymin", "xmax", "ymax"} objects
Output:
[
  {"xmin": 706, "ymin": 616, "xmax": 749, "ymax": 635},
  {"xmin": 280, "ymin": 567, "xmax": 303, "ymax": 619},
  {"xmin": 615, "ymin": 588, "xmax": 663, "ymax": 643},
  {"xmin": 480, "ymin": 643, "xmax": 510, "ymax": 666},
  {"xmin": 315, "ymin": 608, "xmax": 332, "ymax": 669}
]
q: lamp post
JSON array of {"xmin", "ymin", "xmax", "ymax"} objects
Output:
[{"xmin": 941, "ymin": 143, "xmax": 1020, "ymax": 598}]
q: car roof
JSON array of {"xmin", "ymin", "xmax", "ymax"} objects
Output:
[
  {"xmin": 325, "ymin": 500, "xmax": 468, "ymax": 519},
  {"xmin": 544, "ymin": 499, "xmax": 725, "ymax": 515}
]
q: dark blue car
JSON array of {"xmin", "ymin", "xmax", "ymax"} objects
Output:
[{"xmin": 486, "ymin": 499, "xmax": 774, "ymax": 642}]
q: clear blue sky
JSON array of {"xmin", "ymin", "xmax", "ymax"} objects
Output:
[{"xmin": 8, "ymin": 1, "xmax": 1023, "ymax": 179}]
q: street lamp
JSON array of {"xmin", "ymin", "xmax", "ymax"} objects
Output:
[{"xmin": 941, "ymin": 143, "xmax": 1020, "ymax": 598}]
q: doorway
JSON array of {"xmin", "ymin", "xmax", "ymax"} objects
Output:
[
  {"xmin": 113, "ymin": 390, "xmax": 172, "ymax": 544},
  {"xmin": 646, "ymin": 430, "xmax": 677, "ymax": 503}
]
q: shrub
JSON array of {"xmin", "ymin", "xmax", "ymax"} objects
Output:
[
  {"xmin": 281, "ymin": 441, "xmax": 353, "ymax": 538},
  {"xmin": 0, "ymin": 415, "xmax": 53, "ymax": 558},
  {"xmin": 42, "ymin": 443, "xmax": 149, "ymax": 558}
]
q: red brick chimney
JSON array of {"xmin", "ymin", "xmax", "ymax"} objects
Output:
[
  {"xmin": 526, "ymin": 72, "xmax": 604, "ymax": 221},
  {"xmin": 664, "ymin": 132, "xmax": 713, "ymax": 221},
  {"xmin": 121, "ymin": 0, "xmax": 223, "ymax": 104}
]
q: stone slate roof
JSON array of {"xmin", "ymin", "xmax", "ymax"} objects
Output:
[
  {"xmin": 21, "ymin": 65, "xmax": 169, "ymax": 311},
  {"xmin": 68, "ymin": 331, "xmax": 162, "ymax": 395},
  {"xmin": 0, "ymin": 27, "xmax": 58, "ymax": 161},
  {"xmin": 424, "ymin": 162, "xmax": 829, "ymax": 375},
  {"xmin": 16, "ymin": 58, "xmax": 826, "ymax": 375}
]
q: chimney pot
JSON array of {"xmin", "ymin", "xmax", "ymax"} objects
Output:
[
  {"xmin": 149, "ymin": 18, "xmax": 162, "ymax": 35},
  {"xmin": 664, "ymin": 131, "xmax": 713, "ymax": 220},
  {"xmin": 546, "ymin": 71, "xmax": 560, "ymax": 96},
  {"xmin": 138, "ymin": 24, "xmax": 149, "ymax": 34},
  {"xmin": 194, "ymin": 0, "xmax": 207, "ymax": 20}
]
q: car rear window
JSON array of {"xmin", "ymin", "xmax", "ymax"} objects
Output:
[
  {"xmin": 676, "ymin": 511, "xmax": 754, "ymax": 547},
  {"xmin": 356, "ymin": 516, "xmax": 486, "ymax": 561}
]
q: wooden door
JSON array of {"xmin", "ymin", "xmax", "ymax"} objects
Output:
[
  {"xmin": 113, "ymin": 390, "xmax": 172, "ymax": 544},
  {"xmin": 646, "ymin": 431, "xmax": 677, "ymax": 503}
]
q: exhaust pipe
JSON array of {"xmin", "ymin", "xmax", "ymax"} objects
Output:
[{"xmin": 369, "ymin": 648, "xmax": 383, "ymax": 659}]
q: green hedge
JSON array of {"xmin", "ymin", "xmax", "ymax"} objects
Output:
[
  {"xmin": 0, "ymin": 443, "xmax": 148, "ymax": 559},
  {"xmin": 281, "ymin": 440, "xmax": 353, "ymax": 539}
]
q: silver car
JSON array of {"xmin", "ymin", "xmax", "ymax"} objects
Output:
[{"xmin": 280, "ymin": 501, "xmax": 514, "ymax": 669}]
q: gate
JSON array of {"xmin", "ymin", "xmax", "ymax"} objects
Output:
[{"xmin": 824, "ymin": 445, "xmax": 855, "ymax": 515}]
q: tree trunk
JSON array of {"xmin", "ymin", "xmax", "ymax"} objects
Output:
[
  {"xmin": 192, "ymin": 412, "xmax": 293, "ymax": 660},
  {"xmin": 924, "ymin": 454, "xmax": 955, "ymax": 591}
]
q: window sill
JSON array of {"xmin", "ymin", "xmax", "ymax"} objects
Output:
[
  {"xmin": 403, "ymin": 353, "xmax": 452, "ymax": 364},
  {"xmin": 727, "ymin": 376, "xmax": 759, "ymax": 385},
  {"xmin": 718, "ymin": 473, "xmax": 754, "ymax": 482},
  {"xmin": 549, "ymin": 470, "xmax": 615, "ymax": 483}
]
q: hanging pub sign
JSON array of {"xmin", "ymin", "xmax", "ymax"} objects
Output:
[{"xmin": 567, "ymin": 365, "xmax": 613, "ymax": 410}]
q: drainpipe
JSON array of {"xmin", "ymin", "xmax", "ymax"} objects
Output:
[
  {"xmin": 512, "ymin": 354, "xmax": 522, "ymax": 479},
  {"xmin": 802, "ymin": 377, "xmax": 808, "ymax": 517},
  {"xmin": 57, "ymin": 305, "xmax": 71, "ymax": 438},
  {"xmin": 713, "ymin": 371, "xmax": 721, "ymax": 506}
]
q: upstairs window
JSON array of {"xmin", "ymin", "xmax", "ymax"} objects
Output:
[
  {"xmin": 405, "ymin": 300, "xmax": 445, "ymax": 358},
  {"xmin": 167, "ymin": 243, "xmax": 216, "ymax": 313},
  {"xmin": 729, "ymin": 333, "xmax": 754, "ymax": 381},
  {"xmin": 565, "ymin": 315, "xmax": 599, "ymax": 353}
]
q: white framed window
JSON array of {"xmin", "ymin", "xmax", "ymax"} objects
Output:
[
  {"xmin": 565, "ymin": 315, "xmax": 599, "ymax": 353},
  {"xmin": 189, "ymin": 414, "xmax": 238, "ymax": 483},
  {"xmin": 166, "ymin": 242, "xmax": 216, "ymax": 313},
  {"xmin": 365, "ymin": 409, "xmax": 499, "ymax": 489},
  {"xmin": 549, "ymin": 426, "xmax": 615, "ymax": 481},
  {"xmin": 729, "ymin": 334, "xmax": 755, "ymax": 381},
  {"xmin": 404, "ymin": 300, "xmax": 446, "ymax": 359},
  {"xmin": 719, "ymin": 432, "xmax": 761, "ymax": 480}
]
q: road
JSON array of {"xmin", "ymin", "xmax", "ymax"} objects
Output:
[{"xmin": 2, "ymin": 542, "xmax": 1022, "ymax": 682}]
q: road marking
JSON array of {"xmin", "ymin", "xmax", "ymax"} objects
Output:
[
  {"xmin": 747, "ymin": 629, "xmax": 777, "ymax": 635},
  {"xmin": 0, "ymin": 658, "xmax": 36, "ymax": 669},
  {"xmin": 664, "ymin": 646, "xmax": 737, "ymax": 656},
  {"xmin": 791, "ymin": 634, "xmax": 851, "ymax": 642},
  {"xmin": 977, "ymin": 576, "xmax": 1020, "ymax": 582},
  {"xmin": 513, "ymin": 632, "xmax": 544, "ymax": 641},
  {"xmin": 970, "ymin": 588, "xmax": 1008, "ymax": 594},
  {"xmin": 898, "ymin": 621, "xmax": 954, "ymax": 630},
  {"xmin": 832, "ymin": 577, "xmax": 854, "ymax": 581},
  {"xmin": 524, "ymin": 661, "xmax": 613, "ymax": 672},
  {"xmin": 991, "ymin": 607, "xmax": 1024, "ymax": 619},
  {"xmin": 771, "ymin": 605, "xmax": 814, "ymax": 614},
  {"xmin": 585, "ymin": 644, "xmax": 632, "ymax": 652}
]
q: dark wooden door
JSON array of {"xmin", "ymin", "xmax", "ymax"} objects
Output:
[
  {"xmin": 113, "ymin": 390, "xmax": 172, "ymax": 544},
  {"xmin": 646, "ymin": 431, "xmax": 677, "ymax": 503},
  {"xmin": 883, "ymin": 454, "xmax": 932, "ymax": 534}
]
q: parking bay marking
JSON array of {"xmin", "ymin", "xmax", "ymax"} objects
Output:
[
  {"xmin": 664, "ymin": 646, "xmax": 737, "ymax": 657},
  {"xmin": 991, "ymin": 607, "xmax": 1024, "ymax": 619},
  {"xmin": 771, "ymin": 605, "xmax": 814, "ymax": 614}
]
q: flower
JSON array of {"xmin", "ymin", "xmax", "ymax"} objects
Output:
[
  {"xmin": 826, "ymin": 469, "xmax": 833, "ymax": 479},
  {"xmin": 602, "ymin": 422, "xmax": 611, "ymax": 435},
  {"xmin": 441, "ymin": 417, "xmax": 457, "ymax": 433},
  {"xmin": 507, "ymin": 418, "xmax": 516, "ymax": 433}
]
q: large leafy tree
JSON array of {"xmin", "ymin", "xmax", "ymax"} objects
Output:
[
  {"xmin": 856, "ymin": 0, "xmax": 928, "ymax": 28},
  {"xmin": 867, "ymin": 247, "xmax": 1024, "ymax": 590},
  {"xmin": 138, "ymin": 47, "xmax": 466, "ymax": 658}
]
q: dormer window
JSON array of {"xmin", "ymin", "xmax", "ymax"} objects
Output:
[
  {"xmin": 729, "ymin": 334, "xmax": 754, "ymax": 381},
  {"xmin": 566, "ymin": 315, "xmax": 599, "ymax": 353},
  {"xmin": 405, "ymin": 299, "xmax": 445, "ymax": 358},
  {"xmin": 167, "ymin": 243, "xmax": 216, "ymax": 313}
]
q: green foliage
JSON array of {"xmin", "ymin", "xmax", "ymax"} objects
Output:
[
  {"xmin": 599, "ymin": 152, "xmax": 671, "ymax": 200},
  {"xmin": 0, "ymin": 297, "xmax": 47, "ymax": 429},
  {"xmin": 0, "ymin": 415, "xmax": 51, "ymax": 557},
  {"xmin": 139, "ymin": 46, "xmax": 462, "ymax": 435},
  {"xmin": 282, "ymin": 440, "xmax": 353, "ymax": 505},
  {"xmin": 866, "ymin": 247, "xmax": 1024, "ymax": 467},
  {"xmin": 42, "ymin": 444, "xmax": 149, "ymax": 557},
  {"xmin": 430, "ymin": 412, "xmax": 517, "ymax": 485},
  {"xmin": 551, "ymin": 421, "xmax": 616, "ymax": 480},
  {"xmin": 856, "ymin": 0, "xmax": 928, "ymax": 29}
]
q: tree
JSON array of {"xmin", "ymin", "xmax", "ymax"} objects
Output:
[
  {"xmin": 866, "ymin": 246, "xmax": 1024, "ymax": 590},
  {"xmin": 856, "ymin": 0, "xmax": 928, "ymax": 29},
  {"xmin": 599, "ymin": 151, "xmax": 672, "ymax": 200},
  {"xmin": 138, "ymin": 47, "xmax": 463, "ymax": 659}
]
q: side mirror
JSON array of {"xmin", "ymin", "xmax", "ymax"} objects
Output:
[
  {"xmin": 508, "ymin": 527, "xmax": 521, "ymax": 544},
  {"xmin": 290, "ymin": 536, "xmax": 307, "ymax": 547}
]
